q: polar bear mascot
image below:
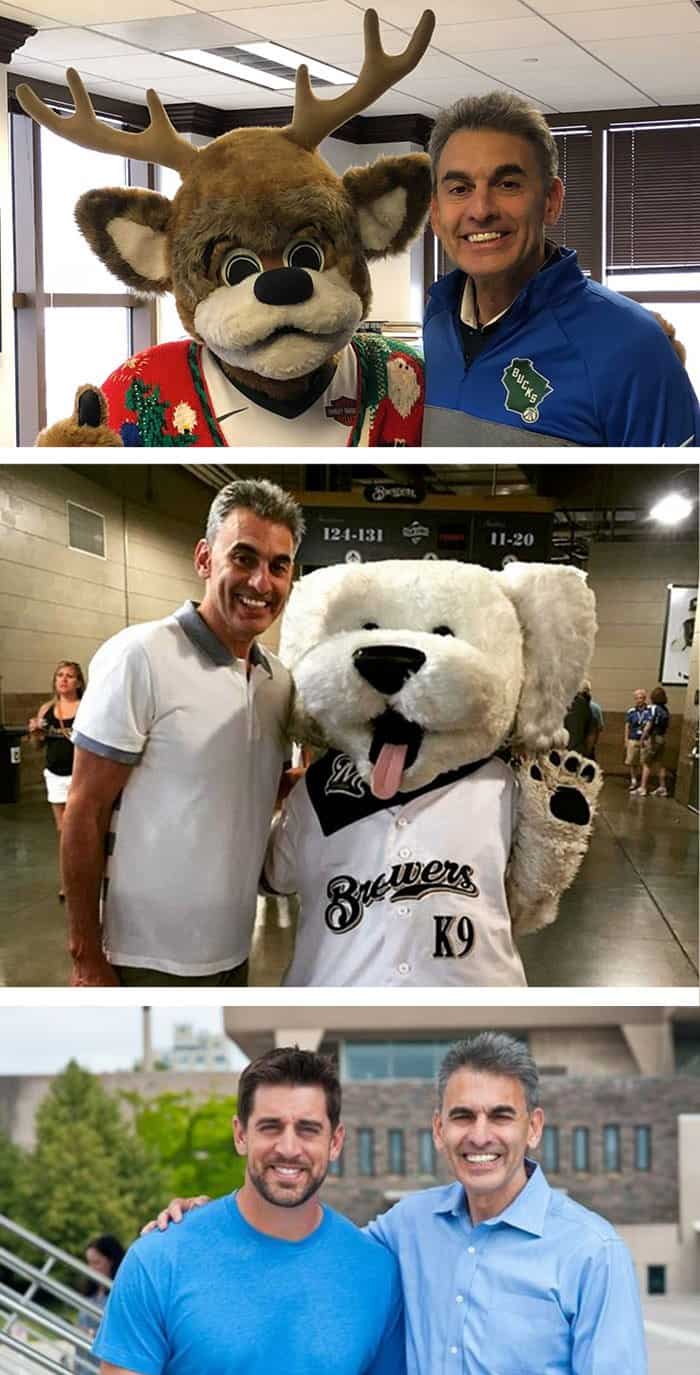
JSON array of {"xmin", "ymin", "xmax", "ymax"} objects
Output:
[{"xmin": 263, "ymin": 558, "xmax": 603, "ymax": 987}]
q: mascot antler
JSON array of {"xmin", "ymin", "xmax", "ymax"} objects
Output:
[
  {"xmin": 16, "ymin": 68, "xmax": 197, "ymax": 175},
  {"xmin": 286, "ymin": 8, "xmax": 435, "ymax": 149},
  {"xmin": 16, "ymin": 10, "xmax": 435, "ymax": 170}
]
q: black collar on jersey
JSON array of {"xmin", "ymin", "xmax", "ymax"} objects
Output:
[
  {"xmin": 212, "ymin": 355, "xmax": 338, "ymax": 420},
  {"xmin": 306, "ymin": 748, "xmax": 494, "ymax": 836},
  {"xmin": 174, "ymin": 600, "xmax": 272, "ymax": 676}
]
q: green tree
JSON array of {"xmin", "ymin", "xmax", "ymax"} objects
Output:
[
  {"xmin": 0, "ymin": 1131, "xmax": 28, "ymax": 1220},
  {"xmin": 21, "ymin": 1061, "xmax": 165, "ymax": 1254},
  {"xmin": 128, "ymin": 1091, "xmax": 245, "ymax": 1200}
]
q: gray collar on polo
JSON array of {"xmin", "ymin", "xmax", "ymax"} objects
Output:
[{"xmin": 173, "ymin": 600, "xmax": 273, "ymax": 677}]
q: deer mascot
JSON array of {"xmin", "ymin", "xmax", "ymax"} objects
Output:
[{"xmin": 20, "ymin": 11, "xmax": 434, "ymax": 447}]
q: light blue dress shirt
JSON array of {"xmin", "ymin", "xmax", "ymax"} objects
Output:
[{"xmin": 366, "ymin": 1161, "xmax": 647, "ymax": 1375}]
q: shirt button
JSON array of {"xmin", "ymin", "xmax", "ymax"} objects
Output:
[
  {"xmin": 397, "ymin": 846, "xmax": 411, "ymax": 859},
  {"xmin": 450, "ymin": 1348, "xmax": 458, "ymax": 1356},
  {"xmin": 397, "ymin": 962, "xmax": 411, "ymax": 975},
  {"xmin": 396, "ymin": 905, "xmax": 410, "ymax": 917},
  {"xmin": 467, "ymin": 1246, "xmax": 475, "ymax": 1254},
  {"xmin": 455, "ymin": 1295, "xmax": 464, "ymax": 1304},
  {"xmin": 396, "ymin": 817, "xmax": 408, "ymax": 828}
]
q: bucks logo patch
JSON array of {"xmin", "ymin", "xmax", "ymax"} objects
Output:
[{"xmin": 501, "ymin": 357, "xmax": 553, "ymax": 424}]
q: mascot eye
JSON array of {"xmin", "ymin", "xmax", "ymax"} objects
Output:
[
  {"xmin": 432, "ymin": 625, "xmax": 454, "ymax": 636},
  {"xmin": 362, "ymin": 621, "xmax": 379, "ymax": 630},
  {"xmin": 285, "ymin": 240, "xmax": 324, "ymax": 272},
  {"xmin": 221, "ymin": 250, "xmax": 263, "ymax": 286}
]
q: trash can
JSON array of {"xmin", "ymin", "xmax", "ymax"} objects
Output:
[{"xmin": 0, "ymin": 727, "xmax": 25, "ymax": 804}]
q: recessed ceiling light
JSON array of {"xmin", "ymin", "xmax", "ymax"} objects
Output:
[
  {"xmin": 650, "ymin": 493, "xmax": 693, "ymax": 524},
  {"xmin": 236, "ymin": 42, "xmax": 353, "ymax": 86},
  {"xmin": 167, "ymin": 48, "xmax": 294, "ymax": 90}
]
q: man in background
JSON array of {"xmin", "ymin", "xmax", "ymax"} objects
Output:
[{"xmin": 624, "ymin": 688, "xmax": 652, "ymax": 794}]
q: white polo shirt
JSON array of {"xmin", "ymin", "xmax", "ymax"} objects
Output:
[
  {"xmin": 264, "ymin": 750, "xmax": 526, "ymax": 987},
  {"xmin": 73, "ymin": 602, "xmax": 292, "ymax": 976}
]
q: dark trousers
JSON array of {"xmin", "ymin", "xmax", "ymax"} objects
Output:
[{"xmin": 114, "ymin": 959, "xmax": 249, "ymax": 987}]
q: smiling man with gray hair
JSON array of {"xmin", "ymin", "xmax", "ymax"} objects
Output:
[
  {"xmin": 62, "ymin": 477, "xmax": 303, "ymax": 988},
  {"xmin": 423, "ymin": 91, "xmax": 699, "ymax": 447}
]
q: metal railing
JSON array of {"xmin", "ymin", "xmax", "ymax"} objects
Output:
[{"xmin": 0, "ymin": 1214, "xmax": 112, "ymax": 1374}]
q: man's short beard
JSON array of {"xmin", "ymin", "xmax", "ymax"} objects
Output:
[{"xmin": 248, "ymin": 1163, "xmax": 328, "ymax": 1209}]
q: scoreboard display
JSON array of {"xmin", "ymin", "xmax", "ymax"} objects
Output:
[{"xmin": 299, "ymin": 508, "xmax": 553, "ymax": 569}]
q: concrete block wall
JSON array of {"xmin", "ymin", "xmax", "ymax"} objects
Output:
[{"xmin": 0, "ymin": 464, "xmax": 210, "ymax": 795}]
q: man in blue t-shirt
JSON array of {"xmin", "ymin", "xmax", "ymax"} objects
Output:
[
  {"xmin": 625, "ymin": 688, "xmax": 653, "ymax": 794},
  {"xmin": 93, "ymin": 1048, "xmax": 404, "ymax": 1375}
]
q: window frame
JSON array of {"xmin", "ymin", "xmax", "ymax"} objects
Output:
[{"xmin": 11, "ymin": 94, "xmax": 157, "ymax": 444}]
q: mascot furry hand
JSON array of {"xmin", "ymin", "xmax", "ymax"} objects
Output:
[
  {"xmin": 263, "ymin": 559, "xmax": 603, "ymax": 987},
  {"xmin": 18, "ymin": 10, "xmax": 433, "ymax": 449},
  {"xmin": 36, "ymin": 385, "xmax": 122, "ymax": 447}
]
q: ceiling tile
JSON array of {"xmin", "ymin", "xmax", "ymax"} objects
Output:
[
  {"xmin": 553, "ymin": 4, "xmax": 700, "ymax": 42},
  {"xmin": 159, "ymin": 70, "xmax": 283, "ymax": 97},
  {"xmin": 20, "ymin": 28, "xmax": 140, "ymax": 61},
  {"xmin": 77, "ymin": 52, "xmax": 211, "ymax": 81},
  {"xmin": 9, "ymin": 55, "xmax": 73, "ymax": 82},
  {"xmin": 531, "ymin": 0, "xmax": 682, "ymax": 10},
  {"xmin": 94, "ymin": 16, "xmax": 260, "ymax": 52},
  {"xmin": 364, "ymin": 0, "xmax": 528, "ymax": 22},
  {"xmin": 11, "ymin": 0, "xmax": 185, "ymax": 20},
  {"xmin": 463, "ymin": 47, "xmax": 651, "ymax": 101},
  {"xmin": 213, "ymin": 3, "xmax": 366, "ymax": 40},
  {"xmin": 587, "ymin": 32, "xmax": 700, "ymax": 57},
  {"xmin": 401, "ymin": 71, "xmax": 525, "ymax": 102},
  {"xmin": 0, "ymin": 3, "xmax": 61, "ymax": 28},
  {"xmin": 434, "ymin": 16, "xmax": 578, "ymax": 53}
]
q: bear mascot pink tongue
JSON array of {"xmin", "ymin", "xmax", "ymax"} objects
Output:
[{"xmin": 262, "ymin": 557, "xmax": 603, "ymax": 988}]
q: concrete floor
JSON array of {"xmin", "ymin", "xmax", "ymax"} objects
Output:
[
  {"xmin": 0, "ymin": 776, "xmax": 697, "ymax": 987},
  {"xmin": 643, "ymin": 1294, "xmax": 700, "ymax": 1374}
]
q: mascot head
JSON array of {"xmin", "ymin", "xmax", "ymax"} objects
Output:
[
  {"xmin": 17, "ymin": 11, "xmax": 434, "ymax": 398},
  {"xmin": 281, "ymin": 559, "xmax": 597, "ymax": 797}
]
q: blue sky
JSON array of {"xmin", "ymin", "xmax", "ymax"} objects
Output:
[{"xmin": 0, "ymin": 1007, "xmax": 248, "ymax": 1074}]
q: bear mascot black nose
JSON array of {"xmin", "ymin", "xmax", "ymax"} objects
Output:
[
  {"xmin": 353, "ymin": 645, "xmax": 426, "ymax": 696},
  {"xmin": 254, "ymin": 267, "xmax": 314, "ymax": 306}
]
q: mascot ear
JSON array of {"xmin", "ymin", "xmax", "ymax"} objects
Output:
[
  {"xmin": 76, "ymin": 188, "xmax": 173, "ymax": 294},
  {"xmin": 494, "ymin": 563, "xmax": 597, "ymax": 752},
  {"xmin": 342, "ymin": 153, "xmax": 431, "ymax": 258},
  {"xmin": 280, "ymin": 564, "xmax": 367, "ymax": 667}
]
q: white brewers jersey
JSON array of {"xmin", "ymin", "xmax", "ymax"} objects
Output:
[{"xmin": 264, "ymin": 750, "xmax": 526, "ymax": 987}]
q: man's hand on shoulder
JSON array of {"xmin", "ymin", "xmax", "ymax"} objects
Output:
[{"xmin": 140, "ymin": 1195, "xmax": 211, "ymax": 1235}]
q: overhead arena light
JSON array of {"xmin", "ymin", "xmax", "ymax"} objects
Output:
[{"xmin": 649, "ymin": 493, "xmax": 694, "ymax": 525}]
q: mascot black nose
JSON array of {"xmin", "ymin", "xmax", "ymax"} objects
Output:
[
  {"xmin": 353, "ymin": 645, "xmax": 426, "ymax": 696},
  {"xmin": 254, "ymin": 267, "xmax": 314, "ymax": 306}
]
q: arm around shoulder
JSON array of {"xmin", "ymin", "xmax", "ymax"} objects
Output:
[{"xmin": 601, "ymin": 312, "xmax": 699, "ymax": 446}]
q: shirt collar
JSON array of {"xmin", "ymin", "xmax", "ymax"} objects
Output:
[
  {"xmin": 433, "ymin": 1160, "xmax": 550, "ymax": 1238},
  {"xmin": 458, "ymin": 240, "xmax": 564, "ymax": 330},
  {"xmin": 173, "ymin": 600, "xmax": 273, "ymax": 676}
]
